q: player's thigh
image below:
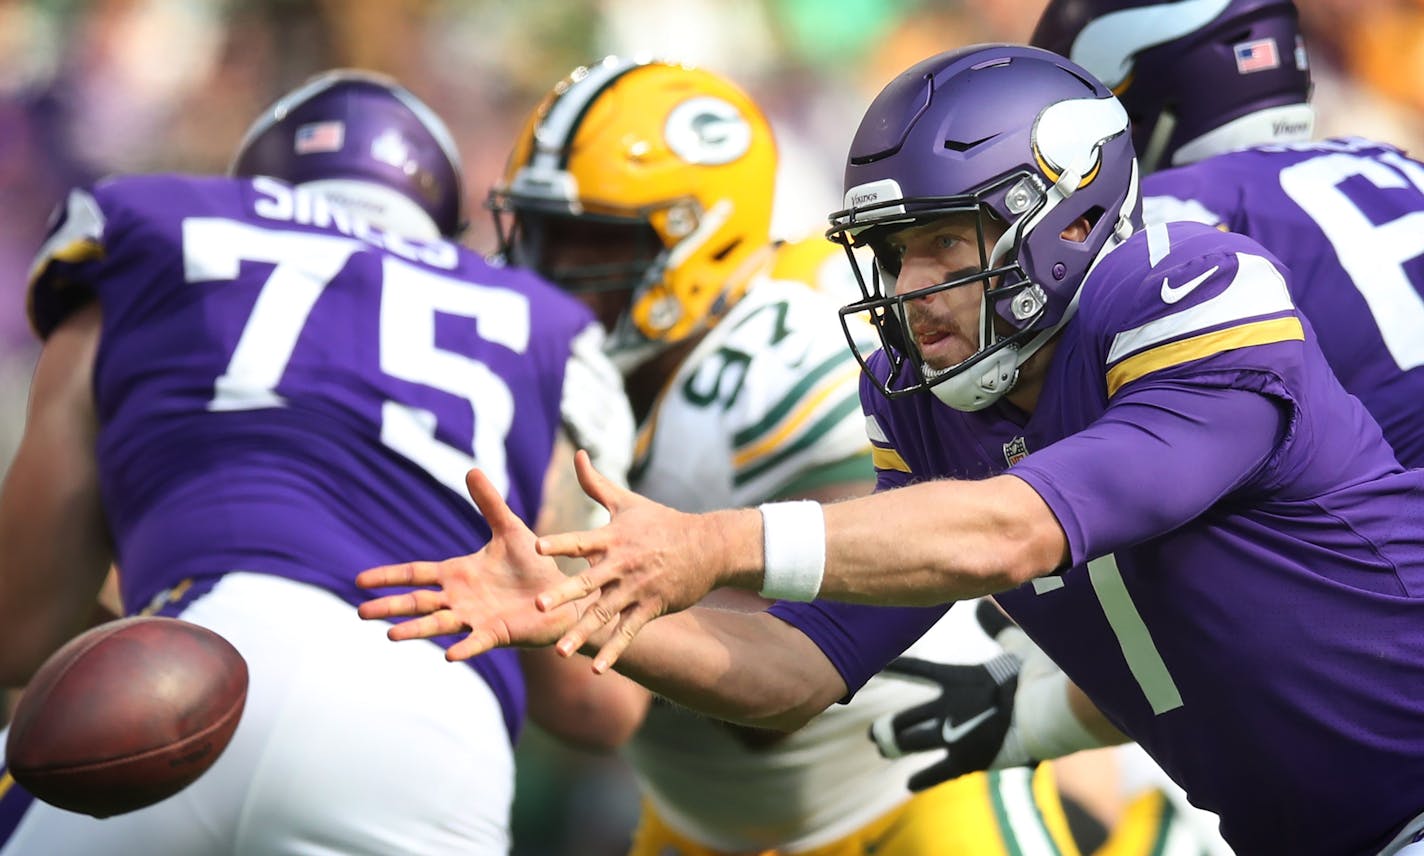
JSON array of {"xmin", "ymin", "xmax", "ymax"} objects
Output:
[
  {"xmin": 3, "ymin": 573, "xmax": 513, "ymax": 856},
  {"xmin": 825, "ymin": 766, "xmax": 1080, "ymax": 856},
  {"xmin": 193, "ymin": 573, "xmax": 515, "ymax": 856}
]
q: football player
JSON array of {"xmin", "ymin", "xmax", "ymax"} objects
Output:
[
  {"xmin": 360, "ymin": 44, "xmax": 1424, "ymax": 856},
  {"xmin": 0, "ymin": 70, "xmax": 646, "ymax": 854},
  {"xmin": 878, "ymin": 6, "xmax": 1424, "ymax": 851},
  {"xmin": 1034, "ymin": 0, "xmax": 1424, "ymax": 470},
  {"xmin": 864, "ymin": 4, "xmax": 1424, "ymax": 851},
  {"xmin": 485, "ymin": 56, "xmax": 1080, "ymax": 856}
]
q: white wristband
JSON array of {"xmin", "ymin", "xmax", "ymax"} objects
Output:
[{"xmin": 757, "ymin": 501, "xmax": 826, "ymax": 601}]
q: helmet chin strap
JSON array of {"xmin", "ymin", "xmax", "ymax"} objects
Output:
[{"xmin": 927, "ymin": 345, "xmax": 1021, "ymax": 412}]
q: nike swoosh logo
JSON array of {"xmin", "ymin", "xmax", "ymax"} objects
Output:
[
  {"xmin": 1160, "ymin": 265, "xmax": 1219, "ymax": 304},
  {"xmin": 941, "ymin": 708, "xmax": 995, "ymax": 742}
]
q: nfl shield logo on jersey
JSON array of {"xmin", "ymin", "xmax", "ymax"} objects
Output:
[{"xmin": 1003, "ymin": 436, "xmax": 1029, "ymax": 466}]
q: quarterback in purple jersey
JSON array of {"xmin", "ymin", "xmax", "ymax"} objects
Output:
[
  {"xmin": 0, "ymin": 71, "xmax": 645, "ymax": 855},
  {"xmin": 357, "ymin": 45, "xmax": 1424, "ymax": 856},
  {"xmin": 882, "ymin": 6, "xmax": 1424, "ymax": 851}
]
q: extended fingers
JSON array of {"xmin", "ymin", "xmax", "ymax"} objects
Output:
[
  {"xmin": 358, "ymin": 588, "xmax": 447, "ymax": 620},
  {"xmin": 385, "ymin": 610, "xmax": 467, "ymax": 641},
  {"xmin": 534, "ymin": 566, "xmax": 614, "ymax": 613},
  {"xmin": 536, "ymin": 528, "xmax": 607, "ymax": 561},
  {"xmin": 573, "ymin": 448, "xmax": 627, "ymax": 512},
  {"xmin": 589, "ymin": 601, "xmax": 660, "ymax": 673},
  {"xmin": 446, "ymin": 628, "xmax": 502, "ymax": 661},
  {"xmin": 551, "ymin": 585, "xmax": 629, "ymax": 657},
  {"xmin": 466, "ymin": 468, "xmax": 527, "ymax": 537},
  {"xmin": 356, "ymin": 561, "xmax": 440, "ymax": 589}
]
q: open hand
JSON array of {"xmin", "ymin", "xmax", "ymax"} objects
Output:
[
  {"xmin": 531, "ymin": 450, "xmax": 730, "ymax": 672},
  {"xmin": 356, "ymin": 469, "xmax": 582, "ymax": 661}
]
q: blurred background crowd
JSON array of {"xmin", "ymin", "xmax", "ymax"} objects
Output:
[{"xmin": 2, "ymin": 0, "xmax": 1423, "ymax": 852}]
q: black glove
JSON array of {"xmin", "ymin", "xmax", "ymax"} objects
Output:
[{"xmin": 868, "ymin": 600, "xmax": 1027, "ymax": 792}]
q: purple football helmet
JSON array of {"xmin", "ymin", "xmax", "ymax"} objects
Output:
[
  {"xmin": 1032, "ymin": 0, "xmax": 1313, "ymax": 172},
  {"xmin": 231, "ymin": 69, "xmax": 465, "ymax": 239},
  {"xmin": 828, "ymin": 44, "xmax": 1138, "ymax": 411}
]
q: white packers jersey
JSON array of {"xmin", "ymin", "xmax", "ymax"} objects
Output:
[
  {"xmin": 625, "ymin": 275, "xmax": 1007, "ymax": 852},
  {"xmin": 626, "ymin": 600, "xmax": 1005, "ymax": 853},
  {"xmin": 629, "ymin": 274, "xmax": 871, "ymax": 510}
]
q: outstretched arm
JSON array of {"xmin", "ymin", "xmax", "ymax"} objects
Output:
[
  {"xmin": 0, "ymin": 302, "xmax": 113, "ymax": 686},
  {"xmin": 520, "ymin": 433, "xmax": 650, "ymax": 752},
  {"xmin": 358, "ymin": 465, "xmax": 848, "ymax": 730},
  {"xmin": 532, "ymin": 450, "xmax": 1067, "ymax": 670},
  {"xmin": 536, "ymin": 381, "xmax": 1288, "ymax": 671},
  {"xmin": 519, "ymin": 646, "xmax": 649, "ymax": 751},
  {"xmin": 590, "ymin": 607, "xmax": 847, "ymax": 731}
]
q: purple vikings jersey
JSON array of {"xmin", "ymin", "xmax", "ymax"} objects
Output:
[
  {"xmin": 27, "ymin": 173, "xmax": 601, "ymax": 741},
  {"xmin": 772, "ymin": 221, "xmax": 1424, "ymax": 855},
  {"xmin": 1144, "ymin": 137, "xmax": 1424, "ymax": 467}
]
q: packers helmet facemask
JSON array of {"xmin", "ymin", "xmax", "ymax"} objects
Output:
[{"xmin": 490, "ymin": 57, "xmax": 777, "ymax": 368}]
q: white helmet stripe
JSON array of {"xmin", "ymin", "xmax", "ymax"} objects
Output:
[
  {"xmin": 530, "ymin": 56, "xmax": 644, "ymax": 174},
  {"xmin": 1034, "ymin": 95, "xmax": 1131, "ymax": 184},
  {"xmin": 1071, "ymin": 0, "xmax": 1232, "ymax": 88}
]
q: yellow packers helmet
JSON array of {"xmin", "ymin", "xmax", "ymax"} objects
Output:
[{"xmin": 489, "ymin": 57, "xmax": 777, "ymax": 364}]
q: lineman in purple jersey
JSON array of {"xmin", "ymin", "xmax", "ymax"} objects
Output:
[
  {"xmin": 1033, "ymin": 0, "xmax": 1424, "ymax": 479},
  {"xmin": 0, "ymin": 71, "xmax": 647, "ymax": 855},
  {"xmin": 355, "ymin": 45, "xmax": 1424, "ymax": 856}
]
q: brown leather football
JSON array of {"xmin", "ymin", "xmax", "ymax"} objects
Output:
[{"xmin": 5, "ymin": 615, "xmax": 248, "ymax": 818}]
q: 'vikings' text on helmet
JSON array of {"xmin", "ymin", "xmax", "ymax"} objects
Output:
[
  {"xmin": 1032, "ymin": 0, "xmax": 1312, "ymax": 172},
  {"xmin": 231, "ymin": 69, "xmax": 465, "ymax": 239},
  {"xmin": 828, "ymin": 44, "xmax": 1138, "ymax": 411},
  {"xmin": 489, "ymin": 57, "xmax": 777, "ymax": 368}
]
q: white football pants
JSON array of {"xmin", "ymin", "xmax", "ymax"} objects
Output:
[{"xmin": 1, "ymin": 572, "xmax": 514, "ymax": 855}]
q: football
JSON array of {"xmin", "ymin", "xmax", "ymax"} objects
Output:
[{"xmin": 5, "ymin": 615, "xmax": 249, "ymax": 818}]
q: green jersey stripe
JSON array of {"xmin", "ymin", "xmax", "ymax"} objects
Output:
[
  {"xmin": 734, "ymin": 394, "xmax": 861, "ymax": 487},
  {"xmin": 731, "ymin": 348, "xmax": 856, "ymax": 448}
]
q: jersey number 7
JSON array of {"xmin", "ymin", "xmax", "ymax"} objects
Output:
[{"xmin": 181, "ymin": 217, "xmax": 526, "ymax": 500}]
